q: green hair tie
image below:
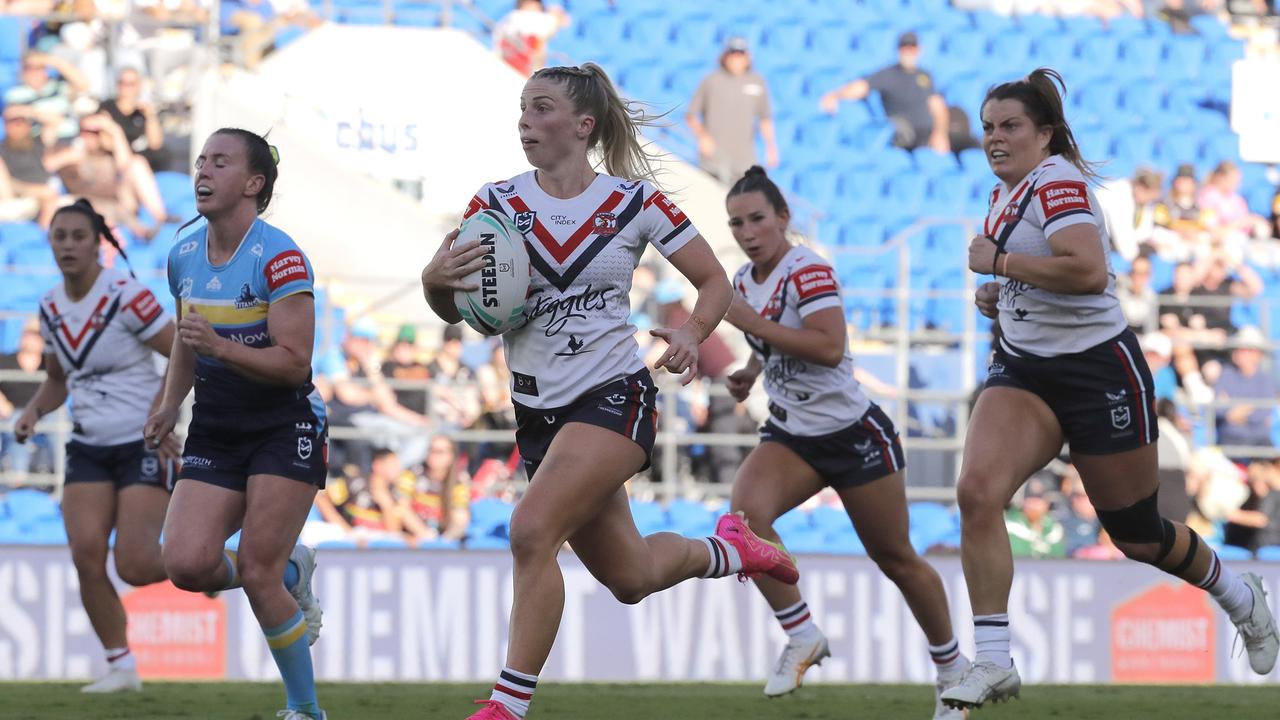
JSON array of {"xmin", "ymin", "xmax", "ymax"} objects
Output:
[{"xmin": 269, "ymin": 144, "xmax": 280, "ymax": 166}]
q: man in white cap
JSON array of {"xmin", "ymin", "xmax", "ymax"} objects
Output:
[
  {"xmin": 1141, "ymin": 331, "xmax": 1178, "ymax": 402},
  {"xmin": 687, "ymin": 36, "xmax": 779, "ymax": 183},
  {"xmin": 1214, "ymin": 326, "xmax": 1276, "ymax": 457}
]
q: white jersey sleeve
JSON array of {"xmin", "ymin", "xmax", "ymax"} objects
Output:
[
  {"xmin": 789, "ymin": 260, "xmax": 841, "ymax": 317},
  {"xmin": 635, "ymin": 181, "xmax": 699, "ymax": 257},
  {"xmin": 115, "ymin": 277, "xmax": 169, "ymax": 343},
  {"xmin": 1028, "ymin": 162, "xmax": 1098, "ymax": 236}
]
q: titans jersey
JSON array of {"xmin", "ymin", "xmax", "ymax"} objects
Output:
[
  {"xmin": 462, "ymin": 171, "xmax": 700, "ymax": 409},
  {"xmin": 166, "ymin": 220, "xmax": 324, "ymax": 423},
  {"xmin": 37, "ymin": 267, "xmax": 169, "ymax": 446},
  {"xmin": 987, "ymin": 154, "xmax": 1127, "ymax": 357},
  {"xmin": 734, "ymin": 245, "xmax": 870, "ymax": 435}
]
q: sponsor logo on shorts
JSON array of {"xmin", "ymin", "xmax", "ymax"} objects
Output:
[
  {"xmin": 596, "ymin": 405, "xmax": 624, "ymax": 417},
  {"xmin": 988, "ymin": 361, "xmax": 1006, "ymax": 376},
  {"xmin": 1111, "ymin": 406, "xmax": 1131, "ymax": 431},
  {"xmin": 296, "ymin": 421, "xmax": 313, "ymax": 432},
  {"xmin": 297, "ymin": 437, "xmax": 313, "ymax": 460},
  {"xmin": 604, "ymin": 393, "xmax": 627, "ymax": 406},
  {"xmin": 1106, "ymin": 389, "xmax": 1127, "ymax": 403},
  {"xmin": 183, "ymin": 455, "xmax": 213, "ymax": 468},
  {"xmin": 141, "ymin": 456, "xmax": 159, "ymax": 478}
]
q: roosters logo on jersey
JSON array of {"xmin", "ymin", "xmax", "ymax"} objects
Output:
[{"xmin": 592, "ymin": 212, "xmax": 618, "ymax": 234}]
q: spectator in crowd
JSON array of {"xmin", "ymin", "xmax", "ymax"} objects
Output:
[
  {"xmin": 3, "ymin": 52, "xmax": 86, "ymax": 141},
  {"xmin": 493, "ymin": 0, "xmax": 570, "ymax": 77},
  {"xmin": 98, "ymin": 67, "xmax": 168, "ymax": 172},
  {"xmin": 820, "ymin": 31, "xmax": 950, "ymax": 153},
  {"xmin": 396, "ymin": 435, "xmax": 472, "ymax": 544},
  {"xmin": 471, "ymin": 342, "xmax": 517, "ymax": 474},
  {"xmin": 313, "ymin": 448, "xmax": 404, "ymax": 538},
  {"xmin": 1006, "ymin": 474, "xmax": 1066, "ymax": 558},
  {"xmin": 653, "ymin": 279, "xmax": 749, "ymax": 484},
  {"xmin": 46, "ymin": 112, "xmax": 169, "ymax": 239},
  {"xmin": 1188, "ymin": 447, "xmax": 1262, "ymax": 540},
  {"xmin": 0, "ymin": 328, "xmax": 52, "ymax": 478},
  {"xmin": 1270, "ymin": 185, "xmax": 1279, "ymax": 240},
  {"xmin": 1074, "ymin": 529, "xmax": 1127, "ymax": 560},
  {"xmin": 0, "ymin": 155, "xmax": 39, "ymax": 222},
  {"xmin": 1192, "ymin": 250, "xmax": 1263, "ymax": 336},
  {"xmin": 1158, "ymin": 260, "xmax": 1231, "ymax": 353},
  {"xmin": 1117, "ymin": 254, "xmax": 1160, "ymax": 334},
  {"xmin": 1156, "ymin": 399, "xmax": 1195, "ymax": 523},
  {"xmin": 1097, "ymin": 167, "xmax": 1163, "ymax": 261},
  {"xmin": 1224, "ymin": 459, "xmax": 1279, "ymax": 552},
  {"xmin": 220, "ymin": 0, "xmax": 321, "ymax": 69},
  {"xmin": 1154, "ymin": 163, "xmax": 1206, "ymax": 245},
  {"xmin": 427, "ymin": 324, "xmax": 479, "ymax": 429},
  {"xmin": 1213, "ymin": 326, "xmax": 1276, "ymax": 454},
  {"xmin": 1141, "ymin": 331, "xmax": 1179, "ymax": 402},
  {"xmin": 686, "ymin": 37, "xmax": 779, "ymax": 183},
  {"xmin": 0, "ymin": 104, "xmax": 61, "ymax": 226},
  {"xmin": 1170, "ymin": 339, "xmax": 1216, "ymax": 405},
  {"xmin": 328, "ymin": 320, "xmax": 433, "ymax": 466},
  {"xmin": 381, "ymin": 324, "xmax": 431, "ymax": 415},
  {"xmin": 1199, "ymin": 160, "xmax": 1271, "ymax": 248},
  {"xmin": 1052, "ymin": 466, "xmax": 1101, "ymax": 557},
  {"xmin": 1157, "ymin": 0, "xmax": 1211, "ymax": 33}
]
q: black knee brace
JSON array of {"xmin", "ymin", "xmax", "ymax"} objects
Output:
[{"xmin": 1096, "ymin": 488, "xmax": 1165, "ymax": 547}]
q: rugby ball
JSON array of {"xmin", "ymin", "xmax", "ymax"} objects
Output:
[{"xmin": 453, "ymin": 209, "xmax": 530, "ymax": 336}]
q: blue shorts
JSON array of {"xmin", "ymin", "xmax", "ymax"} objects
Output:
[
  {"xmin": 760, "ymin": 404, "xmax": 906, "ymax": 489},
  {"xmin": 984, "ymin": 330, "xmax": 1158, "ymax": 455},
  {"xmin": 65, "ymin": 439, "xmax": 175, "ymax": 491},
  {"xmin": 513, "ymin": 368, "xmax": 659, "ymax": 478},
  {"xmin": 180, "ymin": 410, "xmax": 328, "ymax": 492}
]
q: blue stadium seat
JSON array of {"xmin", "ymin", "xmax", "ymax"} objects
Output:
[
  {"xmin": 1105, "ymin": 15, "xmax": 1149, "ymax": 38},
  {"xmin": 469, "ymin": 498, "xmax": 514, "ymax": 536},
  {"xmin": 1256, "ymin": 545, "xmax": 1280, "ymax": 561},
  {"xmin": 1033, "ymin": 34, "xmax": 1077, "ymax": 68},
  {"xmin": 666, "ymin": 499, "xmax": 715, "ymax": 536},
  {"xmin": 1189, "ymin": 14, "xmax": 1229, "ymax": 40},
  {"xmin": 413, "ymin": 538, "xmax": 462, "ymax": 550},
  {"xmin": 466, "ymin": 536, "xmax": 510, "ymax": 550},
  {"xmin": 366, "ymin": 536, "xmax": 408, "ymax": 549},
  {"xmin": 0, "ymin": 16, "xmax": 24, "ymax": 62},
  {"xmin": 1121, "ymin": 36, "xmax": 1163, "ymax": 74},
  {"xmin": 822, "ymin": 526, "xmax": 867, "ymax": 555},
  {"xmin": 394, "ymin": 5, "xmax": 440, "ymax": 27},
  {"xmin": 773, "ymin": 507, "xmax": 812, "ymax": 535},
  {"xmin": 5, "ymin": 489, "xmax": 59, "ymax": 522},
  {"xmin": 1214, "ymin": 544, "xmax": 1253, "ymax": 561},
  {"xmin": 629, "ymin": 499, "xmax": 669, "ymax": 535},
  {"xmin": 1, "ymin": 221, "xmax": 44, "ymax": 250},
  {"xmin": 784, "ymin": 529, "xmax": 833, "ymax": 555},
  {"xmin": 316, "ymin": 539, "xmax": 359, "ymax": 549},
  {"xmin": 1017, "ymin": 13, "xmax": 1061, "ymax": 36}
]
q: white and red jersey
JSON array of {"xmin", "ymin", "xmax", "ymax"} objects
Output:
[
  {"xmin": 36, "ymin": 267, "xmax": 169, "ymax": 446},
  {"xmin": 986, "ymin": 154, "xmax": 1127, "ymax": 357},
  {"xmin": 463, "ymin": 171, "xmax": 700, "ymax": 409},
  {"xmin": 734, "ymin": 245, "xmax": 870, "ymax": 435}
]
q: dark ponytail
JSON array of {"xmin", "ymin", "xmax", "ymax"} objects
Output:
[
  {"xmin": 726, "ymin": 165, "xmax": 790, "ymax": 220},
  {"xmin": 982, "ymin": 67, "xmax": 1101, "ymax": 182},
  {"xmin": 52, "ymin": 198, "xmax": 136, "ymax": 278}
]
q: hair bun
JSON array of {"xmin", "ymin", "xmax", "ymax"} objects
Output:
[{"xmin": 743, "ymin": 165, "xmax": 768, "ymax": 179}]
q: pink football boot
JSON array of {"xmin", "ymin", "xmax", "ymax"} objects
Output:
[{"xmin": 715, "ymin": 511, "xmax": 799, "ymax": 585}]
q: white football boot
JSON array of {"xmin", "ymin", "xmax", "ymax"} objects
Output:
[{"xmin": 763, "ymin": 627, "xmax": 831, "ymax": 697}]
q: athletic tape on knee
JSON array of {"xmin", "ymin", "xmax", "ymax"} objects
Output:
[
  {"xmin": 1169, "ymin": 526, "xmax": 1201, "ymax": 576},
  {"xmin": 1155, "ymin": 518, "xmax": 1176, "ymax": 565},
  {"xmin": 1096, "ymin": 488, "xmax": 1164, "ymax": 545}
]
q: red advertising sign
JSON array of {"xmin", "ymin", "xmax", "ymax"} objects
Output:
[
  {"xmin": 122, "ymin": 582, "xmax": 226, "ymax": 679},
  {"xmin": 1111, "ymin": 582, "xmax": 1215, "ymax": 682}
]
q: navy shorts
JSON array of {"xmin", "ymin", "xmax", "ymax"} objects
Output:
[
  {"xmin": 984, "ymin": 330, "xmax": 1158, "ymax": 455},
  {"xmin": 65, "ymin": 439, "xmax": 175, "ymax": 491},
  {"xmin": 180, "ymin": 411, "xmax": 328, "ymax": 491},
  {"xmin": 513, "ymin": 368, "xmax": 659, "ymax": 478},
  {"xmin": 760, "ymin": 404, "xmax": 906, "ymax": 489}
]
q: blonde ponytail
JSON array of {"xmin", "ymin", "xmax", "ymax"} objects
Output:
[{"xmin": 532, "ymin": 63, "xmax": 666, "ymax": 187}]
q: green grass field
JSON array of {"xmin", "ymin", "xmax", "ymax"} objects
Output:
[{"xmin": 5, "ymin": 682, "xmax": 1278, "ymax": 719}]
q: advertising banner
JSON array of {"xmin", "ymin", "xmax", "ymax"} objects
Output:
[{"xmin": 1, "ymin": 548, "xmax": 1276, "ymax": 684}]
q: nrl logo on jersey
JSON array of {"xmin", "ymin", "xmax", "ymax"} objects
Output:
[{"xmin": 514, "ymin": 211, "xmax": 536, "ymax": 235}]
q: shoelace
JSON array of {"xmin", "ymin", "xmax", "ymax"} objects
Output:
[{"xmin": 773, "ymin": 638, "xmax": 810, "ymax": 674}]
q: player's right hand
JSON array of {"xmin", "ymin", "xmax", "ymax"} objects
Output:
[
  {"xmin": 13, "ymin": 407, "xmax": 39, "ymax": 443},
  {"xmin": 144, "ymin": 406, "xmax": 179, "ymax": 450},
  {"xmin": 725, "ymin": 367, "xmax": 758, "ymax": 402},
  {"xmin": 975, "ymin": 281, "xmax": 1000, "ymax": 319},
  {"xmin": 421, "ymin": 229, "xmax": 488, "ymax": 293}
]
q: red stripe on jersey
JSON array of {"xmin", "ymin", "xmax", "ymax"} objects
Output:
[
  {"xmin": 984, "ymin": 179, "xmax": 1034, "ymax": 238},
  {"xmin": 128, "ymin": 289, "xmax": 162, "ymax": 324},
  {"xmin": 463, "ymin": 195, "xmax": 488, "ymax": 220},
  {"xmin": 1037, "ymin": 180, "xmax": 1091, "ymax": 221},
  {"xmin": 49, "ymin": 296, "xmax": 111, "ymax": 351},
  {"xmin": 508, "ymin": 191, "xmax": 625, "ymax": 265},
  {"xmin": 643, "ymin": 190, "xmax": 687, "ymax": 227},
  {"xmin": 790, "ymin": 264, "xmax": 837, "ymax": 302}
]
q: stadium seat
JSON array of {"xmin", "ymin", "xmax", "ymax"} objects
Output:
[
  {"xmin": 822, "ymin": 526, "xmax": 867, "ymax": 555},
  {"xmin": 466, "ymin": 536, "xmax": 510, "ymax": 550},
  {"xmin": 629, "ymin": 499, "xmax": 669, "ymax": 535},
  {"xmin": 1256, "ymin": 545, "xmax": 1280, "ymax": 561},
  {"xmin": 413, "ymin": 538, "xmax": 462, "ymax": 550},
  {"xmin": 316, "ymin": 538, "xmax": 359, "ymax": 549},
  {"xmin": 4, "ymin": 489, "xmax": 59, "ymax": 523},
  {"xmin": 366, "ymin": 536, "xmax": 408, "ymax": 549},
  {"xmin": 666, "ymin": 499, "xmax": 716, "ymax": 536},
  {"xmin": 0, "ymin": 16, "xmax": 24, "ymax": 62},
  {"xmin": 773, "ymin": 507, "xmax": 812, "ymax": 535},
  {"xmin": 1214, "ymin": 544, "xmax": 1253, "ymax": 561}
]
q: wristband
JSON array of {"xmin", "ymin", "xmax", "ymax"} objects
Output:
[
  {"xmin": 992, "ymin": 249, "xmax": 1007, "ymax": 276},
  {"xmin": 1000, "ymin": 253, "xmax": 1010, "ymax": 278}
]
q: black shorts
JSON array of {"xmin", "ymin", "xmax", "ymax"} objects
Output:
[
  {"xmin": 65, "ymin": 439, "xmax": 175, "ymax": 491},
  {"xmin": 513, "ymin": 368, "xmax": 659, "ymax": 478},
  {"xmin": 760, "ymin": 404, "xmax": 906, "ymax": 489},
  {"xmin": 180, "ymin": 410, "xmax": 328, "ymax": 492},
  {"xmin": 984, "ymin": 330, "xmax": 1158, "ymax": 455}
]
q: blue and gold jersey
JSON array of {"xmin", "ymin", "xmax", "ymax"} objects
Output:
[{"xmin": 167, "ymin": 219, "xmax": 324, "ymax": 425}]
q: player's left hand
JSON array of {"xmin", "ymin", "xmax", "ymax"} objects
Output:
[
  {"xmin": 723, "ymin": 294, "xmax": 760, "ymax": 333},
  {"xmin": 650, "ymin": 325, "xmax": 699, "ymax": 385},
  {"xmin": 155, "ymin": 431, "xmax": 183, "ymax": 466},
  {"xmin": 968, "ymin": 234, "xmax": 1000, "ymax": 275},
  {"xmin": 178, "ymin": 308, "xmax": 225, "ymax": 358}
]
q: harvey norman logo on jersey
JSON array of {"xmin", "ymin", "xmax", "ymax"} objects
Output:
[{"xmin": 266, "ymin": 251, "xmax": 308, "ymax": 292}]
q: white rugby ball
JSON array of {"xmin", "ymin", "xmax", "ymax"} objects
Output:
[{"xmin": 453, "ymin": 209, "xmax": 531, "ymax": 336}]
